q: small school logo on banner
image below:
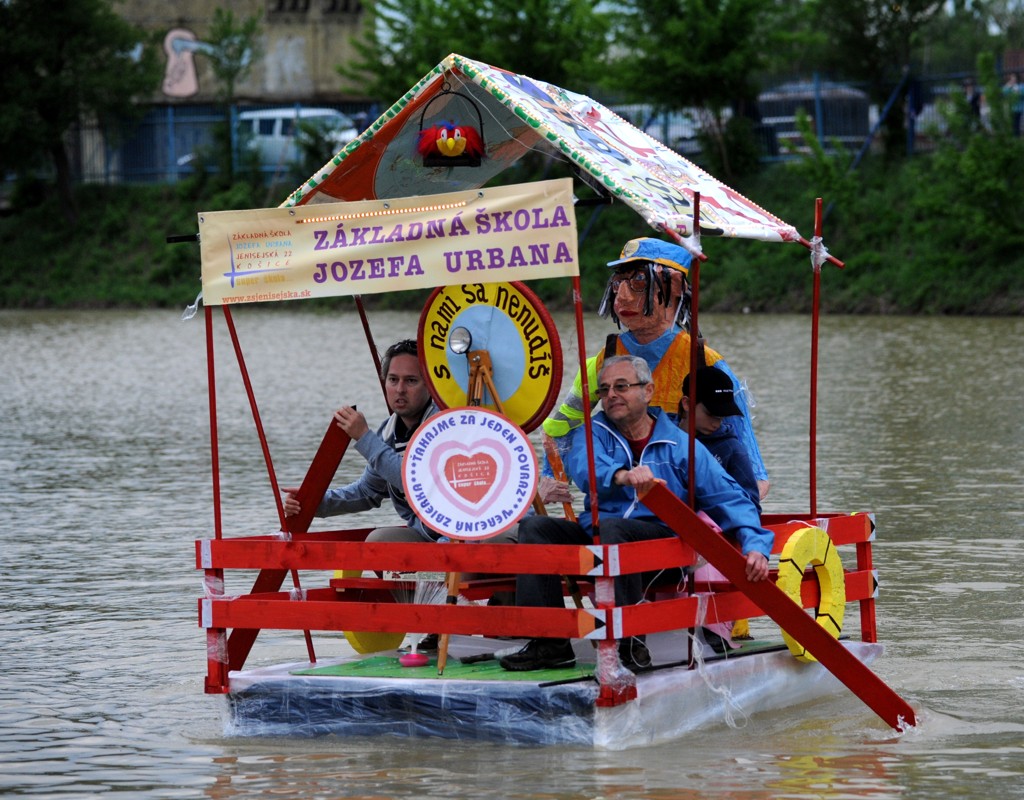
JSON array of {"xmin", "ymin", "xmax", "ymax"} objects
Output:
[{"xmin": 403, "ymin": 407, "xmax": 537, "ymax": 540}]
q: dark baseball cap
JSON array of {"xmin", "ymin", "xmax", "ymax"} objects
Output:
[{"xmin": 682, "ymin": 366, "xmax": 742, "ymax": 418}]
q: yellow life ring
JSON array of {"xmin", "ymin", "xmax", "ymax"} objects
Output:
[
  {"xmin": 775, "ymin": 526, "xmax": 846, "ymax": 663},
  {"xmin": 335, "ymin": 569, "xmax": 406, "ymax": 654}
]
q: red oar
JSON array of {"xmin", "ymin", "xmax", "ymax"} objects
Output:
[
  {"xmin": 542, "ymin": 434, "xmax": 577, "ymax": 523},
  {"xmin": 285, "ymin": 418, "xmax": 353, "ymax": 537},
  {"xmin": 640, "ymin": 482, "xmax": 916, "ymax": 731},
  {"xmin": 225, "ymin": 418, "xmax": 352, "ymax": 671}
]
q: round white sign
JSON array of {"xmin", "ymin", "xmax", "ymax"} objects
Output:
[{"xmin": 402, "ymin": 407, "xmax": 538, "ymax": 541}]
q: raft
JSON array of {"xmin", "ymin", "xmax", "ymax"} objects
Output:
[
  {"xmin": 188, "ymin": 53, "xmax": 917, "ymax": 747},
  {"xmin": 225, "ymin": 634, "xmax": 884, "ymax": 748}
]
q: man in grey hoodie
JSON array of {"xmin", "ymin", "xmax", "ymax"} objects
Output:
[{"xmin": 282, "ymin": 339, "xmax": 439, "ymax": 541}]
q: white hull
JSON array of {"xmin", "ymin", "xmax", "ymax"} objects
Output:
[{"xmin": 224, "ymin": 636, "xmax": 883, "ymax": 749}]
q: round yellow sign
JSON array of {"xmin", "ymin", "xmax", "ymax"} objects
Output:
[{"xmin": 417, "ymin": 282, "xmax": 562, "ymax": 432}]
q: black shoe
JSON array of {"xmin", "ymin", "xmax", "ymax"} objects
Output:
[
  {"xmin": 417, "ymin": 633, "xmax": 439, "ymax": 652},
  {"xmin": 701, "ymin": 627, "xmax": 730, "ymax": 654},
  {"xmin": 618, "ymin": 638, "xmax": 652, "ymax": 672},
  {"xmin": 498, "ymin": 639, "xmax": 576, "ymax": 671}
]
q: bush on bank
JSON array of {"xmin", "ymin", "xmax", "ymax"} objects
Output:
[{"xmin": 1, "ymin": 142, "xmax": 1022, "ymax": 314}]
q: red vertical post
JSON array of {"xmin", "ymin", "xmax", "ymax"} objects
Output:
[
  {"xmin": 809, "ymin": 198, "xmax": 823, "ymax": 517},
  {"xmin": 573, "ymin": 274, "xmax": 627, "ymax": 701},
  {"xmin": 571, "ymin": 275, "xmax": 599, "ymax": 535},
  {"xmin": 686, "ymin": 193, "xmax": 701, "ymax": 507},
  {"xmin": 221, "ymin": 306, "xmax": 317, "ymax": 665},
  {"xmin": 205, "ymin": 306, "xmax": 222, "ymax": 540},
  {"xmin": 203, "ymin": 306, "xmax": 228, "ymax": 693},
  {"xmin": 857, "ymin": 516, "xmax": 878, "ymax": 642},
  {"xmin": 663, "ymin": 219, "xmax": 705, "ymax": 508}
]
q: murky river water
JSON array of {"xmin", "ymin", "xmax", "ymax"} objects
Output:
[{"xmin": 1, "ymin": 308, "xmax": 1022, "ymax": 799}]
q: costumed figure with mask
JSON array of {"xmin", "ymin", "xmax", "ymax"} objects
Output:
[{"xmin": 539, "ymin": 237, "xmax": 769, "ymax": 502}]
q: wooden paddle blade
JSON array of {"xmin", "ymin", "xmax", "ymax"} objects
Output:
[
  {"xmin": 542, "ymin": 433, "xmax": 577, "ymax": 522},
  {"xmin": 227, "ymin": 417, "xmax": 353, "ymax": 671},
  {"xmin": 287, "ymin": 417, "xmax": 353, "ymax": 535},
  {"xmin": 639, "ymin": 482, "xmax": 916, "ymax": 731}
]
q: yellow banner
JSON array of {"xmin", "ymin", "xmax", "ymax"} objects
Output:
[{"xmin": 198, "ymin": 178, "xmax": 579, "ymax": 305}]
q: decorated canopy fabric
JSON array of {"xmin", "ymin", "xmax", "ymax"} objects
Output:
[{"xmin": 282, "ymin": 53, "xmax": 800, "ymax": 244}]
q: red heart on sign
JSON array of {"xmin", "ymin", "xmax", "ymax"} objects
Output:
[{"xmin": 443, "ymin": 453, "xmax": 497, "ymax": 505}]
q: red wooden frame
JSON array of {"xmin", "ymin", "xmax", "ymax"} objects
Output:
[{"xmin": 195, "ymin": 198, "xmax": 912, "ymax": 731}]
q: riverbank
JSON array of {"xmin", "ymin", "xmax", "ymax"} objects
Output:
[{"xmin": 2, "ymin": 155, "xmax": 1021, "ymax": 314}]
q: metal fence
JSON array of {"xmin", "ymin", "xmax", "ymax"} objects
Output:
[
  {"xmin": 70, "ymin": 101, "xmax": 376, "ymax": 186},
  {"xmin": 627, "ymin": 70, "xmax": 1005, "ymax": 163}
]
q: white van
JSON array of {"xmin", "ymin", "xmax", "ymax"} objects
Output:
[{"xmin": 237, "ymin": 107, "xmax": 359, "ymax": 167}]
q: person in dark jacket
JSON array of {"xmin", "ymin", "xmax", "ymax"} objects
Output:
[
  {"xmin": 679, "ymin": 366, "xmax": 761, "ymax": 513},
  {"xmin": 680, "ymin": 365, "xmax": 762, "ymax": 643}
]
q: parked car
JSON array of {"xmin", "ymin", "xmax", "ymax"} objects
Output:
[
  {"xmin": 174, "ymin": 106, "xmax": 360, "ymax": 175},
  {"xmin": 238, "ymin": 107, "xmax": 359, "ymax": 167},
  {"xmin": 609, "ymin": 104, "xmax": 716, "ymax": 157},
  {"xmin": 757, "ymin": 81, "xmax": 869, "ymax": 152}
]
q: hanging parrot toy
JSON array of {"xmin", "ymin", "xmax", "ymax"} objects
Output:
[{"xmin": 417, "ymin": 121, "xmax": 485, "ymax": 162}]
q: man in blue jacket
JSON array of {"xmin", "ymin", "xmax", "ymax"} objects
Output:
[{"xmin": 499, "ymin": 355, "xmax": 773, "ymax": 673}]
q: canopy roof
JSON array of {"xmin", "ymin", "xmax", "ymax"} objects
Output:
[{"xmin": 282, "ymin": 53, "xmax": 801, "ymax": 244}]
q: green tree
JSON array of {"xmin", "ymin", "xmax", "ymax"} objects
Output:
[
  {"xmin": 340, "ymin": 0, "xmax": 611, "ymax": 105},
  {"xmin": 988, "ymin": 0, "xmax": 1024, "ymax": 45},
  {"xmin": 806, "ymin": 0, "xmax": 945, "ymax": 156},
  {"xmin": 915, "ymin": 2, "xmax": 1003, "ymax": 73},
  {"xmin": 206, "ymin": 8, "xmax": 263, "ymax": 104},
  {"xmin": 200, "ymin": 9, "xmax": 263, "ymax": 184},
  {"xmin": 906, "ymin": 52, "xmax": 1024, "ymax": 308},
  {"xmin": 606, "ymin": 0, "xmax": 782, "ymax": 179},
  {"xmin": 0, "ymin": 0, "xmax": 159, "ymax": 223}
]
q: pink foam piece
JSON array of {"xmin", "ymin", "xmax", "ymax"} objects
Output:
[{"xmin": 399, "ymin": 652, "xmax": 430, "ymax": 668}]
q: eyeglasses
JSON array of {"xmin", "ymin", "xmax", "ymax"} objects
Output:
[
  {"xmin": 596, "ymin": 381, "xmax": 647, "ymax": 397},
  {"xmin": 609, "ymin": 272, "xmax": 649, "ymax": 293}
]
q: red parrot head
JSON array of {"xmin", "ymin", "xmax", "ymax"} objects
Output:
[{"xmin": 417, "ymin": 122, "xmax": 485, "ymax": 159}]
